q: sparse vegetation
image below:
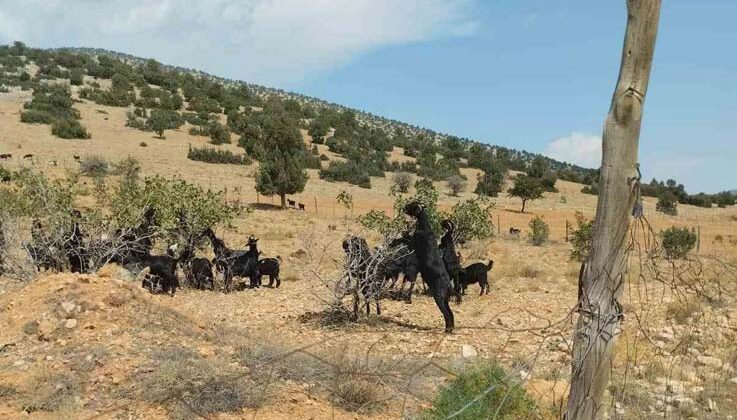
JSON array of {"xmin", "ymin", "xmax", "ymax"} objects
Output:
[
  {"xmin": 661, "ymin": 226, "xmax": 697, "ymax": 260},
  {"xmin": 421, "ymin": 362, "xmax": 537, "ymax": 420},
  {"xmin": 570, "ymin": 211, "xmax": 594, "ymax": 262},
  {"xmin": 446, "ymin": 175, "xmax": 467, "ymax": 196},
  {"xmin": 656, "ymin": 191, "xmax": 678, "ymax": 216},
  {"xmin": 528, "ymin": 216, "xmax": 549, "ymax": 246},
  {"xmin": 79, "ymin": 155, "xmax": 109, "ymax": 177},
  {"xmin": 392, "ymin": 171, "xmax": 413, "ymax": 193},
  {"xmin": 137, "ymin": 347, "xmax": 264, "ymax": 418},
  {"xmin": 187, "ymin": 146, "xmax": 249, "ymax": 165}
]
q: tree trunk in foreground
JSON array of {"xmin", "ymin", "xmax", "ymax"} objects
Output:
[
  {"xmin": 280, "ymin": 193, "xmax": 287, "ymax": 209},
  {"xmin": 566, "ymin": 1, "xmax": 661, "ymax": 419}
]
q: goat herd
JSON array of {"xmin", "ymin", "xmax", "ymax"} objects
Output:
[
  {"xmin": 6, "ymin": 207, "xmax": 282, "ymax": 296},
  {"xmin": 1, "ymin": 200, "xmax": 495, "ymax": 333},
  {"xmin": 342, "ymin": 201, "xmax": 494, "ymax": 333}
]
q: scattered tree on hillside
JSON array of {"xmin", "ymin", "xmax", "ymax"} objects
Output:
[
  {"xmin": 475, "ymin": 161, "xmax": 505, "ymax": 197},
  {"xmin": 392, "ymin": 171, "xmax": 413, "ymax": 194},
  {"xmin": 255, "ymin": 115, "xmax": 309, "ymax": 209},
  {"xmin": 507, "ymin": 175, "xmax": 543, "ymax": 213},
  {"xmin": 145, "ymin": 109, "xmax": 181, "ymax": 139},
  {"xmin": 308, "ymin": 118, "xmax": 329, "ymax": 144},
  {"xmin": 527, "ymin": 156, "xmax": 558, "ymax": 192},
  {"xmin": 446, "ymin": 175, "xmax": 466, "ymax": 196},
  {"xmin": 656, "ymin": 190, "xmax": 678, "ymax": 216}
]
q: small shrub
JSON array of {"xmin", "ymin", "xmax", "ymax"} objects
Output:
[
  {"xmin": 20, "ymin": 109, "xmax": 55, "ymax": 124},
  {"xmin": 520, "ymin": 266, "xmax": 542, "ymax": 278},
  {"xmin": 656, "ymin": 191, "xmax": 678, "ymax": 216},
  {"xmin": 421, "ymin": 362, "xmax": 537, "ymax": 420},
  {"xmin": 334, "ymin": 379, "xmax": 381, "ymax": 412},
  {"xmin": 187, "ymin": 146, "xmax": 249, "ymax": 165},
  {"xmin": 69, "ymin": 69, "xmax": 84, "ymax": 86},
  {"xmin": 392, "ymin": 171, "xmax": 413, "ymax": 193},
  {"xmin": 21, "ymin": 373, "xmax": 81, "ymax": 413},
  {"xmin": 79, "ymin": 155, "xmax": 109, "ymax": 177},
  {"xmin": 138, "ymin": 347, "xmax": 264, "ymax": 418},
  {"xmin": 666, "ymin": 299, "xmax": 700, "ymax": 324},
  {"xmin": 446, "ymin": 175, "xmax": 467, "ymax": 196},
  {"xmin": 661, "ymin": 226, "xmax": 697, "ymax": 260},
  {"xmin": 570, "ymin": 212, "xmax": 594, "ymax": 262},
  {"xmin": 319, "ymin": 160, "xmax": 371, "ymax": 188},
  {"xmin": 52, "ymin": 118, "xmax": 90, "ymax": 139},
  {"xmin": 139, "ymin": 141, "xmax": 147, "ymax": 147},
  {"xmin": 208, "ymin": 122, "xmax": 231, "ymax": 145},
  {"xmin": 528, "ymin": 216, "xmax": 549, "ymax": 246}
]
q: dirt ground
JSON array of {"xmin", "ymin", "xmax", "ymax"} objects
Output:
[{"xmin": 1, "ymin": 88, "xmax": 737, "ymax": 419}]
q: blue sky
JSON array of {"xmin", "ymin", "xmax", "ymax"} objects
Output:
[{"xmin": 0, "ymin": 0, "xmax": 734, "ymax": 192}]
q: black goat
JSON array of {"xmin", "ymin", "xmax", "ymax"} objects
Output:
[
  {"xmin": 460, "ymin": 260, "xmax": 494, "ymax": 295},
  {"xmin": 100, "ymin": 207, "xmax": 158, "ymax": 267},
  {"xmin": 206, "ymin": 229, "xmax": 260, "ymax": 292},
  {"xmin": 509, "ymin": 227, "xmax": 521, "ymax": 236},
  {"xmin": 287, "ymin": 199, "xmax": 296, "ymax": 208},
  {"xmin": 439, "ymin": 219, "xmax": 463, "ymax": 304},
  {"xmin": 385, "ymin": 234, "xmax": 419, "ymax": 303},
  {"xmin": 404, "ymin": 201, "xmax": 455, "ymax": 333},
  {"xmin": 23, "ymin": 154, "xmax": 33, "ymax": 160},
  {"xmin": 139, "ymin": 250, "xmax": 184, "ymax": 296},
  {"xmin": 25, "ymin": 219, "xmax": 64, "ymax": 272},
  {"xmin": 298, "ymin": 203, "xmax": 305, "ymax": 211},
  {"xmin": 65, "ymin": 210, "xmax": 87, "ymax": 273},
  {"xmin": 178, "ymin": 244, "xmax": 214, "ymax": 290},
  {"xmin": 257, "ymin": 256, "xmax": 282, "ymax": 288},
  {"xmin": 0, "ymin": 153, "xmax": 11, "ymax": 160}
]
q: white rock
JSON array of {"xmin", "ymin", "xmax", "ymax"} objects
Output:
[
  {"xmin": 65, "ymin": 319, "xmax": 78, "ymax": 329},
  {"xmin": 61, "ymin": 301, "xmax": 76, "ymax": 313},
  {"xmin": 461, "ymin": 344, "xmax": 477, "ymax": 358}
]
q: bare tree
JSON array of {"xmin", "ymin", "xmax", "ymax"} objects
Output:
[{"xmin": 566, "ymin": 1, "xmax": 662, "ymax": 419}]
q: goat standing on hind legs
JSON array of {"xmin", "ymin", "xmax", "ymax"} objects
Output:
[
  {"xmin": 440, "ymin": 219, "xmax": 463, "ymax": 304},
  {"xmin": 404, "ymin": 201, "xmax": 455, "ymax": 333}
]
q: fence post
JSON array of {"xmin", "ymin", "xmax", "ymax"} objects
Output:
[
  {"xmin": 314, "ymin": 196, "xmax": 318, "ymax": 215},
  {"xmin": 256, "ymin": 192, "xmax": 259, "ymax": 204}
]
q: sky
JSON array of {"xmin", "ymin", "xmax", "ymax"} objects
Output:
[{"xmin": 0, "ymin": 0, "xmax": 734, "ymax": 193}]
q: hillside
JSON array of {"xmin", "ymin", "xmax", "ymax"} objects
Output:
[
  {"xmin": 1, "ymin": 43, "xmax": 737, "ymax": 419},
  {"xmin": 62, "ymin": 46, "xmax": 594, "ymax": 176}
]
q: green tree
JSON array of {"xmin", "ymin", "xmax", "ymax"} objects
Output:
[
  {"xmin": 507, "ymin": 175, "xmax": 543, "ymax": 213},
  {"xmin": 308, "ymin": 118, "xmax": 329, "ymax": 144},
  {"xmin": 446, "ymin": 175, "xmax": 466, "ymax": 196},
  {"xmin": 145, "ymin": 109, "xmax": 181, "ymax": 139},
  {"xmin": 255, "ymin": 116, "xmax": 309, "ymax": 208},
  {"xmin": 475, "ymin": 161, "xmax": 505, "ymax": 197},
  {"xmin": 656, "ymin": 191, "xmax": 678, "ymax": 216}
]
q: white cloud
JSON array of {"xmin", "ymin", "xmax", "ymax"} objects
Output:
[
  {"xmin": 0, "ymin": 0, "xmax": 478, "ymax": 85},
  {"xmin": 545, "ymin": 132, "xmax": 602, "ymax": 168}
]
